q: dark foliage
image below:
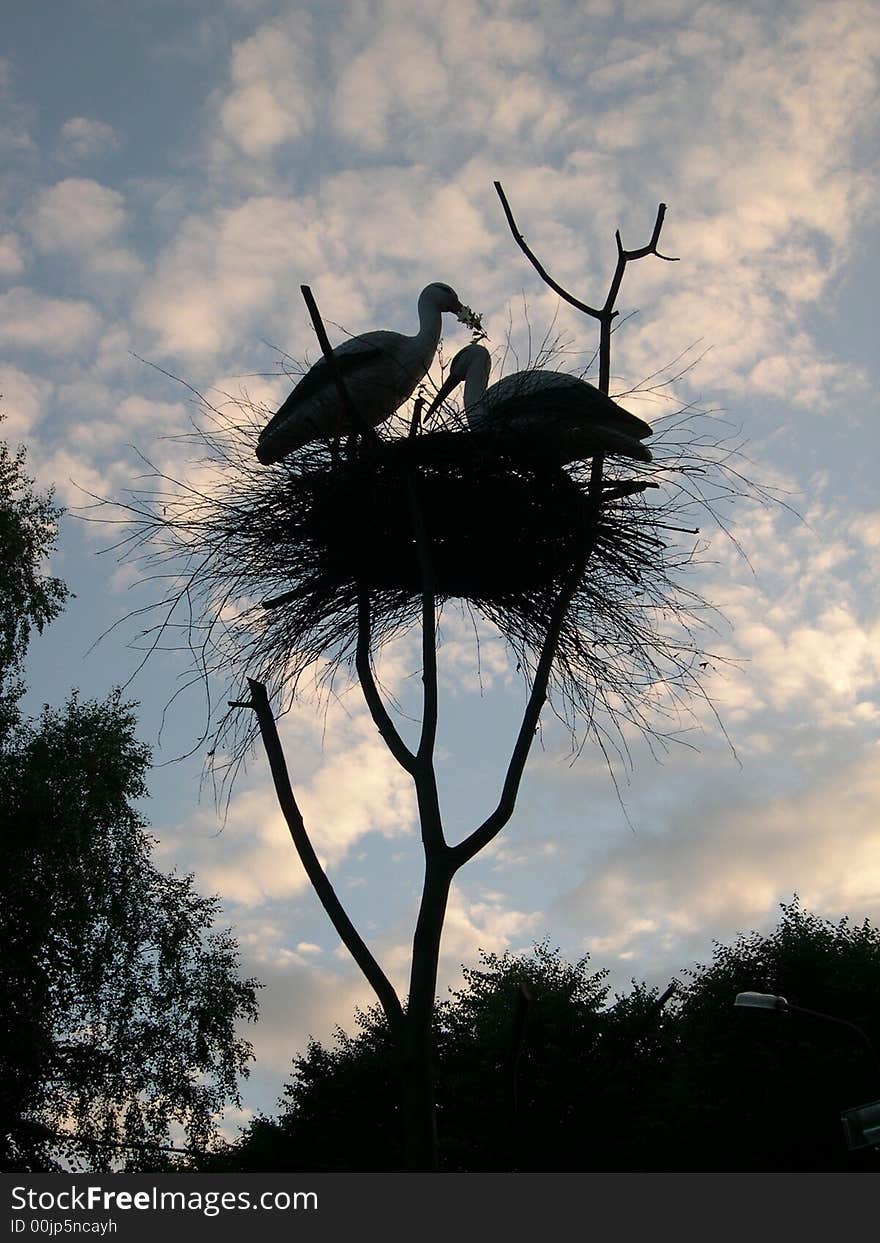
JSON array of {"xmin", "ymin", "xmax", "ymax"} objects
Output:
[
  {"xmin": 210, "ymin": 907, "xmax": 880, "ymax": 1172},
  {"xmin": 662, "ymin": 900, "xmax": 880, "ymax": 1171},
  {"xmin": 0, "ymin": 431, "xmax": 260, "ymax": 1172},
  {"xmin": 0, "ymin": 690, "xmax": 261, "ymax": 1171},
  {"xmin": 0, "ymin": 430, "xmax": 69, "ymax": 729}
]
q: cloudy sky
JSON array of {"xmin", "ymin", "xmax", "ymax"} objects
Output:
[{"xmin": 4, "ymin": 0, "xmax": 880, "ymax": 1130}]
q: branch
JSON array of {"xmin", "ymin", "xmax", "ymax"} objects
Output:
[
  {"xmin": 406, "ymin": 470, "xmax": 446, "ymax": 856},
  {"xmin": 232, "ymin": 680, "xmax": 404, "ymax": 1032},
  {"xmin": 19, "ymin": 1123, "xmax": 209, "ymax": 1160},
  {"xmin": 405, "ymin": 473, "xmax": 438, "ymax": 765},
  {"xmin": 355, "ymin": 588, "xmax": 417, "ymax": 774},
  {"xmin": 300, "ymin": 285, "xmax": 380, "ymax": 446},
  {"xmin": 603, "ymin": 203, "xmax": 679, "ymax": 318},
  {"xmin": 449, "ymin": 532, "xmax": 594, "ymax": 870},
  {"xmin": 409, "ymin": 394, "xmax": 425, "ymax": 439},
  {"xmin": 494, "ymin": 181, "xmax": 605, "ymax": 319},
  {"xmin": 494, "ymin": 182, "xmax": 678, "ymax": 396}
]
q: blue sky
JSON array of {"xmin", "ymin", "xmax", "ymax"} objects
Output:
[{"xmin": 4, "ymin": 0, "xmax": 880, "ymax": 1133}]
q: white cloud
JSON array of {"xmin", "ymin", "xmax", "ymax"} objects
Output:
[
  {"xmin": 34, "ymin": 445, "xmax": 117, "ymax": 508},
  {"xmin": 58, "ymin": 117, "xmax": 122, "ymax": 161},
  {"xmin": 0, "ymin": 287, "xmax": 102, "ymax": 355},
  {"xmin": 0, "ymin": 365, "xmax": 53, "ymax": 441},
  {"xmin": 0, "ymin": 56, "xmax": 33, "ymax": 152},
  {"xmin": 572, "ymin": 743, "xmax": 880, "ymax": 978},
  {"xmin": 135, "ymin": 195, "xmax": 325, "ymax": 359},
  {"xmin": 216, "ymin": 16, "xmax": 316, "ymax": 157},
  {"xmin": 0, "ymin": 232, "xmax": 25, "ymax": 276},
  {"xmin": 695, "ymin": 500, "xmax": 880, "ymax": 729},
  {"xmin": 29, "ymin": 179, "xmax": 127, "ymax": 253},
  {"xmin": 334, "ymin": 24, "xmax": 450, "ymax": 150},
  {"xmin": 439, "ymin": 888, "xmax": 543, "ymax": 968},
  {"xmin": 167, "ymin": 693, "xmax": 416, "ymax": 907}
]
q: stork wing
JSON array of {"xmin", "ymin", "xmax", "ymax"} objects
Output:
[
  {"xmin": 260, "ymin": 344, "xmax": 384, "ymax": 442},
  {"xmin": 481, "ymin": 373, "xmax": 651, "ymax": 441}
]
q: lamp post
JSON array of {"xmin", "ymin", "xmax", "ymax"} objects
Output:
[{"xmin": 734, "ymin": 992, "xmax": 880, "ymax": 1152}]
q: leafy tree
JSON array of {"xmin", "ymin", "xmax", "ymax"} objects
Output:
[
  {"xmin": 0, "ymin": 431, "xmax": 68, "ymax": 731},
  {"xmin": 0, "ymin": 431, "xmax": 260, "ymax": 1171},
  {"xmin": 213, "ymin": 942, "xmax": 676, "ymax": 1172},
  {"xmin": 215, "ymin": 907, "xmax": 880, "ymax": 1172},
  {"xmin": 660, "ymin": 900, "xmax": 880, "ymax": 1172}
]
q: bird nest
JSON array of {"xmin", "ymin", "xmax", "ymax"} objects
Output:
[
  {"xmin": 261, "ymin": 431, "xmax": 624, "ymax": 604},
  {"xmin": 101, "ymin": 385, "xmax": 769, "ymax": 777}
]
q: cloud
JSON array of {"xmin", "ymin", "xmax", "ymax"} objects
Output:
[
  {"xmin": 0, "ymin": 287, "xmax": 102, "ymax": 355},
  {"xmin": 214, "ymin": 15, "xmax": 316, "ymax": 158},
  {"xmin": 28, "ymin": 179, "xmax": 127, "ymax": 253},
  {"xmin": 438, "ymin": 888, "xmax": 544, "ymax": 970},
  {"xmin": 333, "ymin": 23, "xmax": 451, "ymax": 150},
  {"xmin": 58, "ymin": 117, "xmax": 123, "ymax": 161},
  {"xmin": 135, "ymin": 195, "xmax": 324, "ymax": 359},
  {"xmin": 0, "ymin": 56, "xmax": 33, "ymax": 152},
  {"xmin": 570, "ymin": 742, "xmax": 880, "ymax": 981},
  {"xmin": 34, "ymin": 445, "xmax": 117, "ymax": 508},
  {"xmin": 165, "ymin": 693, "xmax": 417, "ymax": 908},
  {"xmin": 0, "ymin": 232, "xmax": 25, "ymax": 276},
  {"xmin": 698, "ymin": 500, "xmax": 880, "ymax": 729},
  {"xmin": 0, "ymin": 365, "xmax": 53, "ymax": 442}
]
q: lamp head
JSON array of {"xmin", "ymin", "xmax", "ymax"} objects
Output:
[{"xmin": 734, "ymin": 991, "xmax": 789, "ymax": 1011}]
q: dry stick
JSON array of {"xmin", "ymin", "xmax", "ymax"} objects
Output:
[
  {"xmin": 398, "ymin": 462, "xmax": 452, "ymax": 1171},
  {"xmin": 409, "ymin": 394, "xmax": 425, "ymax": 439},
  {"xmin": 302, "ymin": 283, "xmax": 420, "ymax": 773},
  {"xmin": 598, "ymin": 204, "xmax": 679, "ymax": 396},
  {"xmin": 406, "ymin": 475, "xmax": 439, "ymax": 772},
  {"xmin": 493, "ymin": 182, "xmax": 604, "ymax": 319},
  {"xmin": 355, "ymin": 588, "xmax": 417, "ymax": 774},
  {"xmin": 449, "ymin": 536, "xmax": 593, "ymax": 870},
  {"xmin": 493, "ymin": 182, "xmax": 678, "ymax": 489},
  {"xmin": 493, "ymin": 183, "xmax": 678, "ymax": 391},
  {"xmin": 299, "ymin": 285, "xmax": 380, "ymax": 446},
  {"xmin": 229, "ymin": 679, "xmax": 404, "ymax": 1033},
  {"xmin": 451, "ymin": 186, "xmax": 679, "ymax": 869}
]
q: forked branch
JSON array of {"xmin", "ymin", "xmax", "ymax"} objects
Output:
[
  {"xmin": 230, "ymin": 678, "xmax": 404, "ymax": 1033},
  {"xmin": 493, "ymin": 181, "xmax": 678, "ymax": 393},
  {"xmin": 356, "ymin": 588, "xmax": 417, "ymax": 774},
  {"xmin": 449, "ymin": 539, "xmax": 591, "ymax": 870}
]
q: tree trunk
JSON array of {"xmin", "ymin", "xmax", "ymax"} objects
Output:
[{"xmin": 401, "ymin": 862, "xmax": 453, "ymax": 1170}]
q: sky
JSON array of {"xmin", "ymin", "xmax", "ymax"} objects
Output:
[{"xmin": 3, "ymin": 0, "xmax": 880, "ymax": 1135}]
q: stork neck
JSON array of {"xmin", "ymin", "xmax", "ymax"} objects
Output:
[
  {"xmin": 414, "ymin": 293, "xmax": 445, "ymax": 362},
  {"xmin": 463, "ymin": 358, "xmax": 491, "ymax": 428}
]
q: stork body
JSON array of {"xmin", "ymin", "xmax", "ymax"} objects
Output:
[
  {"xmin": 257, "ymin": 282, "xmax": 463, "ymax": 464},
  {"xmin": 427, "ymin": 343, "xmax": 653, "ymax": 464}
]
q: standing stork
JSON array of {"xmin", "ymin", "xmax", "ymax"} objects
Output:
[
  {"xmin": 424, "ymin": 343, "xmax": 653, "ymax": 464},
  {"xmin": 256, "ymin": 283, "xmax": 465, "ymax": 464}
]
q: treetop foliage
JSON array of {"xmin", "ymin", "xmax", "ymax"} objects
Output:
[
  {"xmin": 1, "ymin": 428, "xmax": 260, "ymax": 1172},
  {"xmin": 212, "ymin": 906, "xmax": 880, "ymax": 1172},
  {"xmin": 0, "ymin": 431, "xmax": 69, "ymax": 734}
]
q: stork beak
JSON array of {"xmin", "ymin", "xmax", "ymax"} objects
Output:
[
  {"xmin": 423, "ymin": 372, "xmax": 462, "ymax": 421},
  {"xmin": 593, "ymin": 427, "xmax": 653, "ymax": 462}
]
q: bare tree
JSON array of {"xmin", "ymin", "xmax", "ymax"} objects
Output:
[
  {"xmin": 94, "ymin": 187, "xmax": 767, "ymax": 1169},
  {"xmin": 233, "ymin": 190, "xmax": 683, "ymax": 1168}
]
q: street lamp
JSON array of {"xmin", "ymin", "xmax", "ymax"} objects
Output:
[{"xmin": 734, "ymin": 991, "xmax": 880, "ymax": 1151}]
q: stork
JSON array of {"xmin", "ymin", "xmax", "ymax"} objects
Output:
[
  {"xmin": 256, "ymin": 283, "xmax": 465, "ymax": 464},
  {"xmin": 424, "ymin": 343, "xmax": 653, "ymax": 464}
]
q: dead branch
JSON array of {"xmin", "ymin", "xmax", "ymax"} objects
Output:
[{"xmin": 230, "ymin": 678, "xmax": 404, "ymax": 1033}]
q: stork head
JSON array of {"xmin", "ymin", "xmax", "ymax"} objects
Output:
[
  {"xmin": 424, "ymin": 343, "xmax": 492, "ymax": 421},
  {"xmin": 419, "ymin": 282, "xmax": 463, "ymax": 315}
]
